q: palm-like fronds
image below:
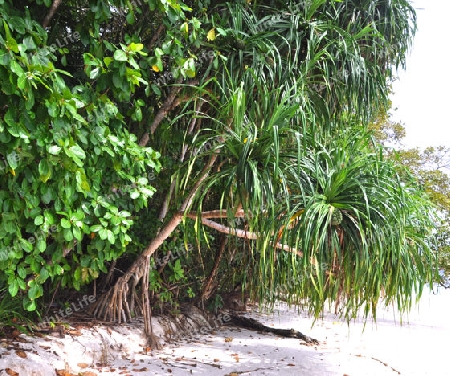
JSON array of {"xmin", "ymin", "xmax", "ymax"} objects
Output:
[
  {"xmin": 174, "ymin": 0, "xmax": 435, "ymax": 321},
  {"xmin": 256, "ymin": 126, "xmax": 436, "ymax": 319}
]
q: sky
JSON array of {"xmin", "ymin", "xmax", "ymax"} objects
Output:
[{"xmin": 390, "ymin": 0, "xmax": 450, "ymax": 148}]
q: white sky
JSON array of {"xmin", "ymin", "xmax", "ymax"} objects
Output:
[{"xmin": 390, "ymin": 0, "xmax": 450, "ymax": 148}]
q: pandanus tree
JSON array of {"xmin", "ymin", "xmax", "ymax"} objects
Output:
[
  {"xmin": 90, "ymin": 0, "xmax": 436, "ymax": 332},
  {"xmin": 0, "ymin": 0, "xmax": 437, "ymax": 340}
]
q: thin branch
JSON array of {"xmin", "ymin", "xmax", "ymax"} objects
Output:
[
  {"xmin": 196, "ymin": 217, "xmax": 303, "ymax": 257},
  {"xmin": 139, "ymin": 78, "xmax": 182, "ymax": 146},
  {"xmin": 147, "ymin": 24, "xmax": 165, "ymax": 51},
  {"xmin": 139, "ymin": 79, "xmax": 199, "ymax": 146},
  {"xmin": 185, "ymin": 208, "xmax": 245, "ymax": 219},
  {"xmin": 42, "ymin": 0, "xmax": 63, "ymax": 28}
]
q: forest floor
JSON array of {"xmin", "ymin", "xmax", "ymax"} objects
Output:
[{"xmin": 0, "ymin": 286, "xmax": 449, "ymax": 376}]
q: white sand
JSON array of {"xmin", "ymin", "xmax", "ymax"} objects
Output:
[{"xmin": 1, "ymin": 286, "xmax": 449, "ymax": 375}]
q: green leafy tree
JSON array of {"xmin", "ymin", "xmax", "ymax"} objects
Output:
[
  {"xmin": 370, "ymin": 113, "xmax": 450, "ymax": 278},
  {"xmin": 0, "ymin": 2, "xmax": 160, "ymax": 311}
]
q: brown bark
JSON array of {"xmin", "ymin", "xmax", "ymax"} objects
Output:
[
  {"xmin": 147, "ymin": 24, "xmax": 165, "ymax": 51},
  {"xmin": 42, "ymin": 0, "xmax": 63, "ymax": 28},
  {"xmin": 197, "ymin": 235, "xmax": 228, "ymax": 306},
  {"xmin": 138, "ymin": 79, "xmax": 183, "ymax": 147}
]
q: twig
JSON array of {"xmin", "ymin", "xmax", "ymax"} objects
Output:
[{"xmin": 147, "ymin": 24, "xmax": 165, "ymax": 51}]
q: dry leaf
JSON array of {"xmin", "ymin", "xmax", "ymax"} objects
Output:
[
  {"xmin": 131, "ymin": 367, "xmax": 148, "ymax": 372},
  {"xmin": 55, "ymin": 370, "xmax": 70, "ymax": 376},
  {"xmin": 224, "ymin": 337, "xmax": 233, "ymax": 343},
  {"xmin": 5, "ymin": 369, "xmax": 19, "ymax": 376},
  {"xmin": 15, "ymin": 350, "xmax": 27, "ymax": 358},
  {"xmin": 287, "ymin": 363, "xmax": 295, "ymax": 366},
  {"xmin": 11, "ymin": 330, "xmax": 20, "ymax": 339},
  {"xmin": 77, "ymin": 363, "xmax": 89, "ymax": 369}
]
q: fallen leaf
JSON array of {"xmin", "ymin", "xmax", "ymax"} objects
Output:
[
  {"xmin": 55, "ymin": 370, "xmax": 70, "ymax": 376},
  {"xmin": 5, "ymin": 369, "xmax": 19, "ymax": 376},
  {"xmin": 77, "ymin": 363, "xmax": 89, "ymax": 369},
  {"xmin": 287, "ymin": 363, "xmax": 295, "ymax": 366},
  {"xmin": 15, "ymin": 350, "xmax": 27, "ymax": 358},
  {"xmin": 224, "ymin": 337, "xmax": 233, "ymax": 343},
  {"xmin": 11, "ymin": 330, "xmax": 21, "ymax": 339},
  {"xmin": 131, "ymin": 367, "xmax": 148, "ymax": 372}
]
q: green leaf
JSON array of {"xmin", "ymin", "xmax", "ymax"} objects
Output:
[
  {"xmin": 73, "ymin": 226, "xmax": 82, "ymax": 241},
  {"xmin": 99, "ymin": 228, "xmax": 108, "ymax": 240},
  {"xmin": 34, "ymin": 215, "xmax": 44, "ymax": 225},
  {"xmin": 89, "ymin": 67, "xmax": 100, "ymax": 79},
  {"xmin": 10, "ymin": 60, "xmax": 24, "ymax": 75},
  {"xmin": 68, "ymin": 145, "xmax": 86, "ymax": 160},
  {"xmin": 61, "ymin": 218, "xmax": 71, "ymax": 228},
  {"xmin": 8, "ymin": 278, "xmax": 19, "ymax": 297},
  {"xmin": 17, "ymin": 266, "xmax": 27, "ymax": 279},
  {"xmin": 103, "ymin": 56, "xmax": 114, "ymax": 67},
  {"xmin": 90, "ymin": 224, "xmax": 103, "ymax": 232},
  {"xmin": 48, "ymin": 145, "xmax": 61, "ymax": 155},
  {"xmin": 126, "ymin": 11, "xmax": 135, "ymax": 25},
  {"xmin": 63, "ymin": 228, "xmax": 73, "ymax": 241},
  {"xmin": 76, "ymin": 170, "xmax": 91, "ymax": 193},
  {"xmin": 7, "ymin": 152, "xmax": 18, "ymax": 170},
  {"xmin": 36, "ymin": 239, "xmax": 46, "ymax": 253},
  {"xmin": 28, "ymin": 281, "xmax": 43, "ymax": 300},
  {"xmin": 128, "ymin": 43, "xmax": 144, "ymax": 52},
  {"xmin": 17, "ymin": 74, "xmax": 27, "ymax": 90},
  {"xmin": 39, "ymin": 159, "xmax": 52, "ymax": 183},
  {"xmin": 106, "ymin": 230, "xmax": 115, "ymax": 244},
  {"xmin": 114, "ymin": 49, "xmax": 127, "ymax": 61}
]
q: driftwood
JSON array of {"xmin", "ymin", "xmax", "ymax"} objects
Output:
[{"xmin": 227, "ymin": 313, "xmax": 319, "ymax": 345}]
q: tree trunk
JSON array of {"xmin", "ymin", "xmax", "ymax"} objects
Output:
[
  {"xmin": 196, "ymin": 235, "xmax": 228, "ymax": 308},
  {"xmin": 89, "ymin": 152, "xmax": 219, "ymax": 331}
]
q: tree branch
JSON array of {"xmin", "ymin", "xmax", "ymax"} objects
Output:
[
  {"xmin": 118, "ymin": 150, "xmax": 220, "ymax": 281},
  {"xmin": 185, "ymin": 209, "xmax": 245, "ymax": 219},
  {"xmin": 42, "ymin": 0, "xmax": 63, "ymax": 28},
  {"xmin": 194, "ymin": 217, "xmax": 303, "ymax": 257},
  {"xmin": 147, "ymin": 24, "xmax": 165, "ymax": 52}
]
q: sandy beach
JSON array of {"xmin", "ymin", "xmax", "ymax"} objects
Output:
[{"xmin": 1, "ymin": 286, "xmax": 449, "ymax": 376}]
